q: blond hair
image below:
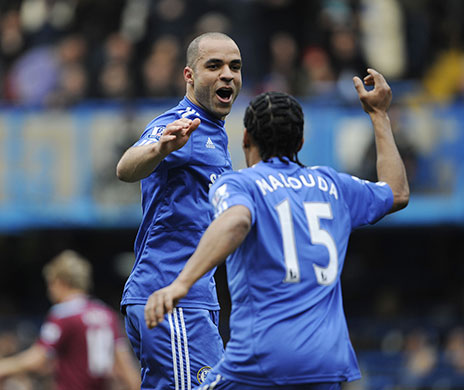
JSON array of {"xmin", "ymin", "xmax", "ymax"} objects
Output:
[{"xmin": 42, "ymin": 250, "xmax": 93, "ymax": 292}]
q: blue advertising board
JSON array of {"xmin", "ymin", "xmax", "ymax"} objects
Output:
[{"xmin": 0, "ymin": 100, "xmax": 462, "ymax": 231}]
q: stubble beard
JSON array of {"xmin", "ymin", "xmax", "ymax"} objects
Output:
[{"xmin": 195, "ymin": 86, "xmax": 229, "ymax": 119}]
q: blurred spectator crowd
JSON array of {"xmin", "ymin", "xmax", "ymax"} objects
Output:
[{"xmin": 1, "ymin": 0, "xmax": 464, "ymax": 107}]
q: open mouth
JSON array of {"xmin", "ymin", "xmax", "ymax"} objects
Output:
[{"xmin": 216, "ymin": 87, "xmax": 233, "ymax": 103}]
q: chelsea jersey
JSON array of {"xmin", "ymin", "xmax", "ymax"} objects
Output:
[
  {"xmin": 121, "ymin": 97, "xmax": 232, "ymax": 310},
  {"xmin": 209, "ymin": 157, "xmax": 393, "ymax": 385}
]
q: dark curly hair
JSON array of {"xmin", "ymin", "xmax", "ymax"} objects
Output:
[{"xmin": 244, "ymin": 91, "xmax": 304, "ymax": 166}]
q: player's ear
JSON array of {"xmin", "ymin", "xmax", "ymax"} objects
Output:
[
  {"xmin": 184, "ymin": 66, "xmax": 194, "ymax": 85},
  {"xmin": 242, "ymin": 128, "xmax": 250, "ymax": 149},
  {"xmin": 298, "ymin": 137, "xmax": 304, "ymax": 151}
]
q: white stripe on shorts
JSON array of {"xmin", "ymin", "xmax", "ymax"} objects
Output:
[
  {"xmin": 178, "ymin": 308, "xmax": 191, "ymax": 389},
  {"xmin": 168, "ymin": 312, "xmax": 179, "ymax": 390},
  {"xmin": 170, "ymin": 308, "xmax": 191, "ymax": 390}
]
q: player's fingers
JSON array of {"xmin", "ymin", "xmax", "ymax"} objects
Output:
[
  {"xmin": 352, "ymin": 76, "xmax": 366, "ymax": 96},
  {"xmin": 366, "ymin": 68, "xmax": 387, "ymax": 87},
  {"xmin": 186, "ymin": 118, "xmax": 201, "ymax": 136},
  {"xmin": 363, "ymin": 74, "xmax": 374, "ymax": 86},
  {"xmin": 144, "ymin": 298, "xmax": 156, "ymax": 328},
  {"xmin": 164, "ymin": 297, "xmax": 174, "ymax": 317},
  {"xmin": 154, "ymin": 293, "xmax": 168, "ymax": 324},
  {"xmin": 161, "ymin": 134, "xmax": 176, "ymax": 142},
  {"xmin": 164, "ymin": 124, "xmax": 187, "ymax": 135},
  {"xmin": 171, "ymin": 117, "xmax": 192, "ymax": 127}
]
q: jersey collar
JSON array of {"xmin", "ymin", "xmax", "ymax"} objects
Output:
[{"xmin": 261, "ymin": 156, "xmax": 293, "ymax": 166}]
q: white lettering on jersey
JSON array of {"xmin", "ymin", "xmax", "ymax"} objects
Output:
[
  {"xmin": 300, "ymin": 174, "xmax": 315, "ymax": 187},
  {"xmin": 177, "ymin": 107, "xmax": 200, "ymax": 118},
  {"xmin": 255, "ymin": 172, "xmax": 339, "ymax": 200},
  {"xmin": 318, "ymin": 176, "xmax": 328, "ymax": 191},
  {"xmin": 278, "ymin": 174, "xmax": 291, "ymax": 188},
  {"xmin": 287, "ymin": 176, "xmax": 302, "ymax": 189},
  {"xmin": 256, "ymin": 178, "xmax": 274, "ymax": 195},
  {"xmin": 269, "ymin": 175, "xmax": 285, "ymax": 191},
  {"xmin": 329, "ymin": 184, "xmax": 338, "ymax": 199}
]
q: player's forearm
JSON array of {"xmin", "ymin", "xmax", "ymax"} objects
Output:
[
  {"xmin": 116, "ymin": 144, "xmax": 167, "ymax": 182},
  {"xmin": 0, "ymin": 345, "xmax": 48, "ymax": 378},
  {"xmin": 114, "ymin": 345, "xmax": 141, "ymax": 389},
  {"xmin": 371, "ymin": 112, "xmax": 410, "ymax": 212},
  {"xmin": 177, "ymin": 206, "xmax": 251, "ymax": 289}
]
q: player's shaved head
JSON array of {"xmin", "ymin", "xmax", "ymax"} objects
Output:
[{"xmin": 186, "ymin": 32, "xmax": 236, "ymax": 69}]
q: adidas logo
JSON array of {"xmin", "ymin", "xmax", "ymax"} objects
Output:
[{"xmin": 205, "ymin": 137, "xmax": 215, "ymax": 149}]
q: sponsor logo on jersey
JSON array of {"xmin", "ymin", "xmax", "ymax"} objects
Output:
[
  {"xmin": 197, "ymin": 366, "xmax": 212, "ymax": 384},
  {"xmin": 205, "ymin": 137, "xmax": 215, "ymax": 149}
]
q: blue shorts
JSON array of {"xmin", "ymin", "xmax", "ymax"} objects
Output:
[
  {"xmin": 125, "ymin": 304, "xmax": 224, "ymax": 390},
  {"xmin": 195, "ymin": 371, "xmax": 342, "ymax": 390}
]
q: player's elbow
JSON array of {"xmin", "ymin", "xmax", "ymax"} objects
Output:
[
  {"xmin": 116, "ymin": 160, "xmax": 136, "ymax": 182},
  {"xmin": 234, "ymin": 214, "xmax": 252, "ymax": 239},
  {"xmin": 116, "ymin": 161, "xmax": 128, "ymax": 182},
  {"xmin": 390, "ymin": 187, "xmax": 410, "ymax": 213}
]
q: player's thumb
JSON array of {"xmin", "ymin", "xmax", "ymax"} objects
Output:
[
  {"xmin": 186, "ymin": 118, "xmax": 200, "ymax": 136},
  {"xmin": 352, "ymin": 76, "xmax": 365, "ymax": 95},
  {"xmin": 191, "ymin": 118, "xmax": 201, "ymax": 130}
]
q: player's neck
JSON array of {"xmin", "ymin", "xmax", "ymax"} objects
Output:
[
  {"xmin": 245, "ymin": 145, "xmax": 262, "ymax": 167},
  {"xmin": 58, "ymin": 290, "xmax": 86, "ymax": 303}
]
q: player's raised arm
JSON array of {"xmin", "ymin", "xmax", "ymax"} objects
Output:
[
  {"xmin": 144, "ymin": 205, "xmax": 251, "ymax": 329},
  {"xmin": 353, "ymin": 68, "xmax": 409, "ymax": 213},
  {"xmin": 116, "ymin": 117, "xmax": 200, "ymax": 182}
]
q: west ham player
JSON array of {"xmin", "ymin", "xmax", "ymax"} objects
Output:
[
  {"xmin": 144, "ymin": 69, "xmax": 409, "ymax": 389},
  {"xmin": 116, "ymin": 32, "xmax": 242, "ymax": 389},
  {"xmin": 0, "ymin": 250, "xmax": 140, "ymax": 390}
]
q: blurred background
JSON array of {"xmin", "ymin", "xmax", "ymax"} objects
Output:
[{"xmin": 0, "ymin": 0, "xmax": 463, "ymax": 389}]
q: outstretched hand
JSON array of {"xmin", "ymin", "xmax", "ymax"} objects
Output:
[
  {"xmin": 158, "ymin": 117, "xmax": 201, "ymax": 157},
  {"xmin": 353, "ymin": 68, "xmax": 392, "ymax": 114},
  {"xmin": 144, "ymin": 281, "xmax": 189, "ymax": 329}
]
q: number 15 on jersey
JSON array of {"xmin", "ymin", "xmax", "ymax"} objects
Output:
[{"xmin": 275, "ymin": 200, "xmax": 338, "ymax": 286}]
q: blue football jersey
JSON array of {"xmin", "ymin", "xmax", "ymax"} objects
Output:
[
  {"xmin": 121, "ymin": 97, "xmax": 232, "ymax": 310},
  {"xmin": 208, "ymin": 157, "xmax": 393, "ymax": 385}
]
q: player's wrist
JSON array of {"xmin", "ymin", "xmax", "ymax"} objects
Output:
[
  {"xmin": 369, "ymin": 110, "xmax": 390, "ymax": 122},
  {"xmin": 151, "ymin": 142, "xmax": 170, "ymax": 160}
]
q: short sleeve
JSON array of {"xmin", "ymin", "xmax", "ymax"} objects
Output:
[
  {"xmin": 134, "ymin": 125, "xmax": 166, "ymax": 147},
  {"xmin": 134, "ymin": 115, "xmax": 192, "ymax": 168},
  {"xmin": 209, "ymin": 172, "xmax": 256, "ymax": 224},
  {"xmin": 338, "ymin": 173, "xmax": 394, "ymax": 228},
  {"xmin": 37, "ymin": 316, "xmax": 63, "ymax": 352}
]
